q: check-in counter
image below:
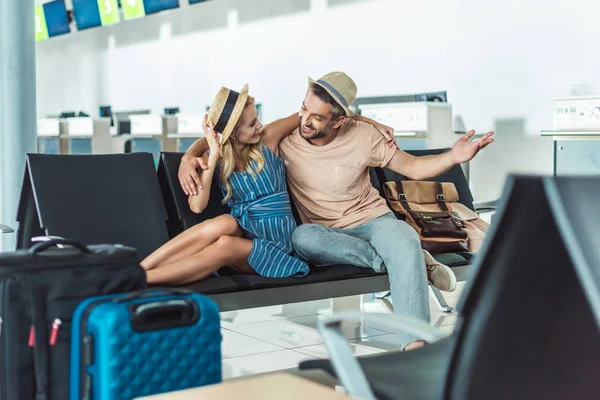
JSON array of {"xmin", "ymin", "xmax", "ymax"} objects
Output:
[
  {"xmin": 37, "ymin": 117, "xmax": 109, "ymax": 155},
  {"xmin": 543, "ymin": 95, "xmax": 600, "ymax": 175},
  {"xmin": 541, "ymin": 130, "xmax": 600, "ymax": 176}
]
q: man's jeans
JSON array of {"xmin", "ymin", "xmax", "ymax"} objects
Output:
[{"xmin": 291, "ymin": 213, "xmax": 430, "ymax": 348}]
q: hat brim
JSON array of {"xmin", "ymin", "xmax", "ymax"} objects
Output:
[
  {"xmin": 214, "ymin": 84, "xmax": 249, "ymax": 143},
  {"xmin": 308, "ymin": 77, "xmax": 353, "ymax": 117}
]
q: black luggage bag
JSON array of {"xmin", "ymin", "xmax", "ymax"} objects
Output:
[{"xmin": 0, "ymin": 239, "xmax": 146, "ymax": 400}]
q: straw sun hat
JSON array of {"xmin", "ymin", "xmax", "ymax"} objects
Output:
[
  {"xmin": 308, "ymin": 71, "xmax": 357, "ymax": 117},
  {"xmin": 207, "ymin": 84, "xmax": 249, "ymax": 143}
]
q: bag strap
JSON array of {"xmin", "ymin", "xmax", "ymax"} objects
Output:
[
  {"xmin": 435, "ymin": 183, "xmax": 465, "ymax": 228},
  {"xmin": 394, "ymin": 180, "xmax": 413, "ymax": 211},
  {"xmin": 436, "ymin": 182, "xmax": 449, "ymax": 212},
  {"xmin": 26, "ymin": 276, "xmax": 49, "ymax": 400},
  {"xmin": 374, "ymin": 168, "xmax": 405, "ymax": 220}
]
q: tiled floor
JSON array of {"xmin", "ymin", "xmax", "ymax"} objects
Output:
[{"xmin": 221, "ymin": 282, "xmax": 466, "ymax": 379}]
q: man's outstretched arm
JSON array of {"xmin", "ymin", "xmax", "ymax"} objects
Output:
[
  {"xmin": 179, "ymin": 138, "xmax": 210, "ymax": 195},
  {"xmin": 385, "ymin": 130, "xmax": 494, "ymax": 180}
]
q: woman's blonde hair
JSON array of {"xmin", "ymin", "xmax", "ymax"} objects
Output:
[{"xmin": 218, "ymin": 96, "xmax": 265, "ymax": 203}]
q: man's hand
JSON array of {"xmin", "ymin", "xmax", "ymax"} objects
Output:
[
  {"xmin": 179, "ymin": 155, "xmax": 208, "ymax": 196},
  {"xmin": 373, "ymin": 122, "xmax": 399, "ymax": 149},
  {"xmin": 451, "ymin": 129, "xmax": 495, "ymax": 164}
]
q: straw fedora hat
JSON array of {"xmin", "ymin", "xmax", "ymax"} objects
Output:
[
  {"xmin": 308, "ymin": 71, "xmax": 357, "ymax": 117},
  {"xmin": 207, "ymin": 84, "xmax": 249, "ymax": 143}
]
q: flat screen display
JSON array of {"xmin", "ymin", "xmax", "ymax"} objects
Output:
[
  {"xmin": 43, "ymin": 0, "xmax": 70, "ymax": 38},
  {"xmin": 73, "ymin": 0, "xmax": 120, "ymax": 30},
  {"xmin": 143, "ymin": 0, "xmax": 180, "ymax": 15}
]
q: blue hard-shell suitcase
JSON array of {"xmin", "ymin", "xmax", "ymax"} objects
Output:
[{"xmin": 70, "ymin": 289, "xmax": 222, "ymax": 400}]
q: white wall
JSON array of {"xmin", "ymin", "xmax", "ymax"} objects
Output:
[{"xmin": 35, "ymin": 0, "xmax": 600, "ymax": 201}]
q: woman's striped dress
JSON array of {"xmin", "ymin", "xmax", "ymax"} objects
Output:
[{"xmin": 215, "ymin": 144, "xmax": 309, "ymax": 278}]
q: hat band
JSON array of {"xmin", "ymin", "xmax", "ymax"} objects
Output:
[
  {"xmin": 316, "ymin": 79, "xmax": 349, "ymax": 108},
  {"xmin": 214, "ymin": 90, "xmax": 240, "ymax": 133}
]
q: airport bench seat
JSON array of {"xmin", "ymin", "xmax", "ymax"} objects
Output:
[{"xmin": 15, "ymin": 151, "xmax": 477, "ymax": 312}]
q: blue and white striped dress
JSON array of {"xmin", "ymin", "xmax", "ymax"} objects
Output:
[{"xmin": 215, "ymin": 144, "xmax": 309, "ymax": 278}]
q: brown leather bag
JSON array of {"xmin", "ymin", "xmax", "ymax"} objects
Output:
[{"xmin": 382, "ymin": 180, "xmax": 489, "ymax": 254}]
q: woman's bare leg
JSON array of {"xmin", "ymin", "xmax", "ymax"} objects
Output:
[
  {"xmin": 141, "ymin": 215, "xmax": 242, "ymax": 271},
  {"xmin": 146, "ymin": 235, "xmax": 255, "ymax": 285}
]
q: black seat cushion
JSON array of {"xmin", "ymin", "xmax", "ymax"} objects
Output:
[
  {"xmin": 300, "ymin": 337, "xmax": 453, "ymax": 400},
  {"xmin": 172, "ymin": 276, "xmax": 239, "ymax": 295},
  {"xmin": 231, "ymin": 264, "xmax": 377, "ymax": 290},
  {"xmin": 433, "ymin": 252, "xmax": 471, "ymax": 268}
]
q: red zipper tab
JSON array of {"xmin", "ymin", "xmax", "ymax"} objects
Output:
[
  {"xmin": 49, "ymin": 319, "xmax": 62, "ymax": 346},
  {"xmin": 28, "ymin": 326, "xmax": 35, "ymax": 347}
]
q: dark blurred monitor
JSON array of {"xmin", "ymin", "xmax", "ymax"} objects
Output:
[
  {"xmin": 164, "ymin": 107, "xmax": 180, "ymax": 115},
  {"xmin": 99, "ymin": 105, "xmax": 114, "ymax": 127},
  {"xmin": 44, "ymin": 0, "xmax": 71, "ymax": 38},
  {"xmin": 353, "ymin": 90, "xmax": 448, "ymax": 114},
  {"xmin": 415, "ymin": 91, "xmax": 447, "ymax": 102},
  {"xmin": 60, "ymin": 111, "xmax": 77, "ymax": 119},
  {"xmin": 78, "ymin": 111, "xmax": 90, "ymax": 118}
]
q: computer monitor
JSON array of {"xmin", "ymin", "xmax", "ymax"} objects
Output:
[
  {"xmin": 72, "ymin": 0, "xmax": 120, "ymax": 30},
  {"xmin": 99, "ymin": 105, "xmax": 114, "ymax": 127},
  {"xmin": 164, "ymin": 107, "xmax": 180, "ymax": 115},
  {"xmin": 43, "ymin": 0, "xmax": 71, "ymax": 38},
  {"xmin": 352, "ymin": 90, "xmax": 448, "ymax": 114},
  {"xmin": 59, "ymin": 112, "xmax": 77, "ymax": 119},
  {"xmin": 415, "ymin": 91, "xmax": 447, "ymax": 103}
]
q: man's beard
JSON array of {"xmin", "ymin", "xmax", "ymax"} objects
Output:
[{"xmin": 298, "ymin": 118, "xmax": 333, "ymax": 141}]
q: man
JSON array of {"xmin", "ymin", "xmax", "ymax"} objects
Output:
[{"xmin": 178, "ymin": 72, "xmax": 494, "ymax": 350}]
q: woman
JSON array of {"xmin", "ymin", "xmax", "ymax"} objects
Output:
[{"xmin": 141, "ymin": 84, "xmax": 392, "ymax": 284}]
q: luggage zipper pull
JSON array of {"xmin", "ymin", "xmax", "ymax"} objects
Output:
[
  {"xmin": 49, "ymin": 319, "xmax": 62, "ymax": 346},
  {"xmin": 28, "ymin": 326, "xmax": 35, "ymax": 347}
]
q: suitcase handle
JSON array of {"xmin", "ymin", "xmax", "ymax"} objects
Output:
[
  {"xmin": 115, "ymin": 288, "xmax": 193, "ymax": 303},
  {"xmin": 131, "ymin": 299, "xmax": 200, "ymax": 331},
  {"xmin": 29, "ymin": 239, "xmax": 92, "ymax": 255}
]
